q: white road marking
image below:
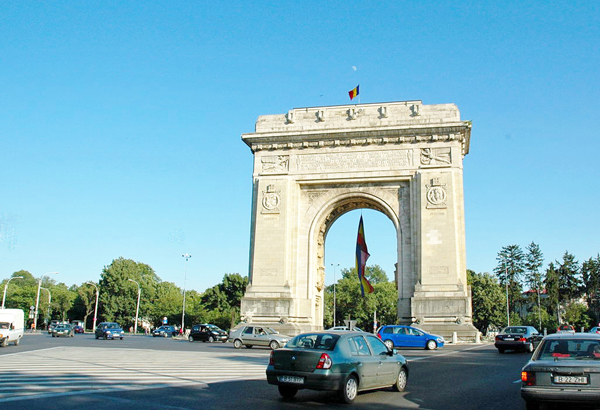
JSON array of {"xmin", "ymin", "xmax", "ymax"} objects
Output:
[{"xmin": 0, "ymin": 347, "xmax": 267, "ymax": 403}]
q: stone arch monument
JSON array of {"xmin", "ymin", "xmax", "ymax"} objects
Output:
[{"xmin": 240, "ymin": 100, "xmax": 478, "ymax": 339}]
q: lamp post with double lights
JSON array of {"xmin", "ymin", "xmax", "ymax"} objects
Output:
[
  {"xmin": 181, "ymin": 254, "xmax": 191, "ymax": 333},
  {"xmin": 331, "ymin": 263, "xmax": 339, "ymax": 327},
  {"xmin": 86, "ymin": 282, "xmax": 99, "ymax": 332},
  {"xmin": 2, "ymin": 276, "xmax": 23, "ymax": 309},
  {"xmin": 34, "ymin": 272, "xmax": 58, "ymax": 330},
  {"xmin": 128, "ymin": 279, "xmax": 141, "ymax": 334}
]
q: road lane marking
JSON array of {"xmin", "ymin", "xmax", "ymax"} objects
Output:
[{"xmin": 0, "ymin": 347, "xmax": 267, "ymax": 403}]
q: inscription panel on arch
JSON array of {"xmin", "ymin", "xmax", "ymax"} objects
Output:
[{"xmin": 296, "ymin": 149, "xmax": 414, "ymax": 173}]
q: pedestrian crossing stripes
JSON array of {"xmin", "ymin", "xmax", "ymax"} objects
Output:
[{"xmin": 0, "ymin": 347, "xmax": 268, "ymax": 403}]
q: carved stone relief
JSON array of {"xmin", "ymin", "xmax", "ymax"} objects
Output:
[
  {"xmin": 261, "ymin": 155, "xmax": 289, "ymax": 174},
  {"xmin": 261, "ymin": 185, "xmax": 281, "ymax": 214},
  {"xmin": 426, "ymin": 178, "xmax": 447, "ymax": 209},
  {"xmin": 420, "ymin": 148, "xmax": 451, "ymax": 166}
]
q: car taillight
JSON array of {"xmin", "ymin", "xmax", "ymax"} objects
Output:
[
  {"xmin": 316, "ymin": 353, "xmax": 332, "ymax": 370},
  {"xmin": 521, "ymin": 371, "xmax": 536, "ymax": 386},
  {"xmin": 519, "ymin": 337, "xmax": 527, "ymax": 342},
  {"xmin": 495, "ymin": 336, "xmax": 501, "ymax": 341},
  {"xmin": 269, "ymin": 351, "xmax": 274, "ymax": 366}
]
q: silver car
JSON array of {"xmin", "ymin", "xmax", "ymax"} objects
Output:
[
  {"xmin": 521, "ymin": 332, "xmax": 600, "ymax": 409},
  {"xmin": 229, "ymin": 325, "xmax": 290, "ymax": 350}
]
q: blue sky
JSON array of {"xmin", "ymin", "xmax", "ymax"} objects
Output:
[{"xmin": 1, "ymin": 1, "xmax": 598, "ymax": 292}]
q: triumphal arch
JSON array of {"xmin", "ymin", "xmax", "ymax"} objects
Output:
[{"xmin": 241, "ymin": 100, "xmax": 478, "ymax": 339}]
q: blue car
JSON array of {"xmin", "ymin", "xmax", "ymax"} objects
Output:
[{"xmin": 377, "ymin": 325, "xmax": 444, "ymax": 350}]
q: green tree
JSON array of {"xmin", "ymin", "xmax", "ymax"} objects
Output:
[
  {"xmin": 556, "ymin": 251, "xmax": 582, "ymax": 302},
  {"xmin": 525, "ymin": 242, "xmax": 544, "ymax": 329},
  {"xmin": 330, "ymin": 265, "xmax": 397, "ymax": 331},
  {"xmin": 51, "ymin": 284, "xmax": 76, "ymax": 321},
  {"xmin": 563, "ymin": 302, "xmax": 590, "ymax": 330},
  {"xmin": 545, "ymin": 262, "xmax": 560, "ymax": 320},
  {"xmin": 99, "ymin": 257, "xmax": 160, "ymax": 328},
  {"xmin": 494, "ymin": 245, "xmax": 525, "ymax": 316},
  {"xmin": 150, "ymin": 281, "xmax": 183, "ymax": 326},
  {"xmin": 582, "ymin": 255, "xmax": 600, "ymax": 326},
  {"xmin": 467, "ymin": 270, "xmax": 506, "ymax": 333}
]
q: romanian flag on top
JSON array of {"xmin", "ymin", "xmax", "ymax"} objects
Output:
[
  {"xmin": 348, "ymin": 85, "xmax": 359, "ymax": 101},
  {"xmin": 355, "ymin": 216, "xmax": 374, "ymax": 296}
]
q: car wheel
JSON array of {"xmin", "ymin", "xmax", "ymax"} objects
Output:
[
  {"xmin": 245, "ymin": 345, "xmax": 253, "ymax": 349},
  {"xmin": 233, "ymin": 339, "xmax": 243, "ymax": 349},
  {"xmin": 14, "ymin": 337, "xmax": 20, "ymax": 346},
  {"xmin": 120, "ymin": 337, "xmax": 124, "ymax": 340},
  {"xmin": 339, "ymin": 375, "xmax": 358, "ymax": 404},
  {"xmin": 498, "ymin": 348, "xmax": 505, "ymax": 354},
  {"xmin": 392, "ymin": 367, "xmax": 408, "ymax": 392},
  {"xmin": 52, "ymin": 334, "xmax": 55, "ymax": 337},
  {"xmin": 278, "ymin": 385, "xmax": 298, "ymax": 398},
  {"xmin": 104, "ymin": 334, "xmax": 108, "ymax": 340},
  {"xmin": 384, "ymin": 339, "xmax": 394, "ymax": 350},
  {"xmin": 163, "ymin": 333, "xmax": 168, "ymax": 338},
  {"xmin": 208, "ymin": 336, "xmax": 215, "ymax": 343},
  {"xmin": 95, "ymin": 335, "xmax": 99, "ymax": 339},
  {"xmin": 188, "ymin": 336, "xmax": 194, "ymax": 342},
  {"xmin": 426, "ymin": 340, "xmax": 437, "ymax": 350},
  {"xmin": 269, "ymin": 340, "xmax": 280, "ymax": 350}
]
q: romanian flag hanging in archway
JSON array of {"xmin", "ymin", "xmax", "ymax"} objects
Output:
[{"xmin": 356, "ymin": 216, "xmax": 374, "ymax": 296}]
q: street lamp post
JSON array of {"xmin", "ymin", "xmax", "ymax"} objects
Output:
[
  {"xmin": 181, "ymin": 254, "xmax": 191, "ymax": 333},
  {"xmin": 2, "ymin": 276, "xmax": 23, "ymax": 309},
  {"xmin": 34, "ymin": 272, "xmax": 58, "ymax": 330},
  {"xmin": 504, "ymin": 263, "xmax": 510, "ymax": 327},
  {"xmin": 331, "ymin": 263, "xmax": 339, "ymax": 327},
  {"xmin": 128, "ymin": 279, "xmax": 141, "ymax": 334},
  {"xmin": 86, "ymin": 282, "xmax": 99, "ymax": 332},
  {"xmin": 40, "ymin": 287, "xmax": 51, "ymax": 324}
]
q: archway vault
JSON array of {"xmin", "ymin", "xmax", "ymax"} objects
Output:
[{"xmin": 240, "ymin": 100, "xmax": 478, "ymax": 340}]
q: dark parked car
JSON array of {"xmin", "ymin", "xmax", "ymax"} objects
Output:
[
  {"xmin": 95, "ymin": 322, "xmax": 125, "ymax": 340},
  {"xmin": 495, "ymin": 326, "xmax": 543, "ymax": 353},
  {"xmin": 521, "ymin": 332, "xmax": 600, "ymax": 409},
  {"xmin": 52, "ymin": 324, "xmax": 74, "ymax": 338},
  {"xmin": 152, "ymin": 325, "xmax": 178, "ymax": 337},
  {"xmin": 377, "ymin": 325, "xmax": 444, "ymax": 350},
  {"xmin": 73, "ymin": 325, "xmax": 84, "ymax": 334},
  {"xmin": 267, "ymin": 331, "xmax": 409, "ymax": 403},
  {"xmin": 188, "ymin": 324, "xmax": 228, "ymax": 343}
]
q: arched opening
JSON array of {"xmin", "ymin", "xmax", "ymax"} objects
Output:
[
  {"xmin": 324, "ymin": 208, "xmax": 397, "ymax": 328},
  {"xmin": 308, "ymin": 191, "xmax": 400, "ymax": 329}
]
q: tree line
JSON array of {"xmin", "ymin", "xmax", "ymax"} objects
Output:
[
  {"xmin": 469, "ymin": 242, "xmax": 600, "ymax": 334},
  {"xmin": 1, "ymin": 257, "xmax": 248, "ymax": 332}
]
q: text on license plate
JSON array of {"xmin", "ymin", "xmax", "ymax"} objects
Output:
[
  {"xmin": 278, "ymin": 375, "xmax": 304, "ymax": 384},
  {"xmin": 554, "ymin": 375, "xmax": 588, "ymax": 384}
]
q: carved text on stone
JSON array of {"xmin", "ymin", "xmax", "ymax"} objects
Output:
[{"xmin": 297, "ymin": 150, "xmax": 413, "ymax": 173}]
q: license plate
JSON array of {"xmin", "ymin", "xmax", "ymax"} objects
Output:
[
  {"xmin": 278, "ymin": 375, "xmax": 304, "ymax": 384},
  {"xmin": 504, "ymin": 337, "xmax": 514, "ymax": 341},
  {"xmin": 554, "ymin": 375, "xmax": 588, "ymax": 385}
]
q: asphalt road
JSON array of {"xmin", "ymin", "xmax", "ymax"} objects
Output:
[{"xmin": 0, "ymin": 332, "xmax": 535, "ymax": 410}]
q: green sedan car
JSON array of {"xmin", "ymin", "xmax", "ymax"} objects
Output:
[{"xmin": 266, "ymin": 331, "xmax": 408, "ymax": 403}]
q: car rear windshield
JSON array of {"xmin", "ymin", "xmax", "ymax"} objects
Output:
[
  {"xmin": 537, "ymin": 339, "xmax": 600, "ymax": 360},
  {"xmin": 287, "ymin": 333, "xmax": 340, "ymax": 350},
  {"xmin": 504, "ymin": 327, "xmax": 528, "ymax": 334}
]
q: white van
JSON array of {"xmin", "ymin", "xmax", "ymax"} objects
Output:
[{"xmin": 0, "ymin": 308, "xmax": 25, "ymax": 347}]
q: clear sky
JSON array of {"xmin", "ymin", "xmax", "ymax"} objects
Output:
[{"xmin": 1, "ymin": 1, "xmax": 598, "ymax": 292}]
